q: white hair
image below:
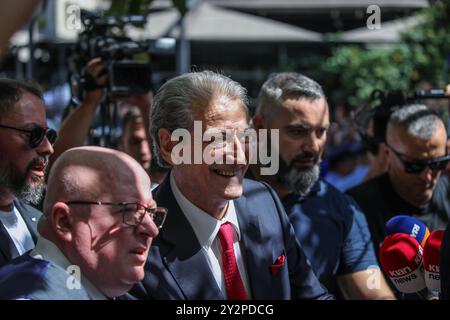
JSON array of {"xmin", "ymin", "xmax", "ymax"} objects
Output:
[
  {"xmin": 256, "ymin": 72, "xmax": 325, "ymax": 117},
  {"xmin": 150, "ymin": 70, "xmax": 249, "ymax": 168},
  {"xmin": 388, "ymin": 104, "xmax": 444, "ymax": 140}
]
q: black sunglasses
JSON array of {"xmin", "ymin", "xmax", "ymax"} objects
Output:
[
  {"xmin": 387, "ymin": 143, "xmax": 450, "ymax": 174},
  {"xmin": 0, "ymin": 124, "xmax": 57, "ymax": 148}
]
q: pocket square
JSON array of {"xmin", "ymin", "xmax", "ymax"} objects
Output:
[{"xmin": 270, "ymin": 254, "xmax": 286, "ymax": 275}]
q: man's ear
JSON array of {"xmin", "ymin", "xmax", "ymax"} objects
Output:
[
  {"xmin": 51, "ymin": 202, "xmax": 73, "ymax": 243},
  {"xmin": 252, "ymin": 114, "xmax": 266, "ymax": 131},
  {"xmin": 158, "ymin": 128, "xmax": 176, "ymax": 166},
  {"xmin": 378, "ymin": 142, "xmax": 390, "ymax": 171}
]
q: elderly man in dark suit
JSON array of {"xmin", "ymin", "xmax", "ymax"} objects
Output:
[
  {"xmin": 0, "ymin": 79, "xmax": 56, "ymax": 267},
  {"xmin": 129, "ymin": 70, "xmax": 332, "ymax": 300}
]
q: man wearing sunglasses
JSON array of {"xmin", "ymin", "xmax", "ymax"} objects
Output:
[
  {"xmin": 0, "ymin": 146, "xmax": 163, "ymax": 299},
  {"xmin": 348, "ymin": 104, "xmax": 450, "ymax": 261},
  {"xmin": 0, "ymin": 79, "xmax": 56, "ymax": 268}
]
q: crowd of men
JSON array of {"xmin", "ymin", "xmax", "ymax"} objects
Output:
[{"xmin": 1, "ymin": 67, "xmax": 450, "ymax": 300}]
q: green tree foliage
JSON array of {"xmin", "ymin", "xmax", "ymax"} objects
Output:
[{"xmin": 322, "ymin": 0, "xmax": 450, "ymax": 107}]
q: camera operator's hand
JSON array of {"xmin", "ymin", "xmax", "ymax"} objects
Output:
[
  {"xmin": 49, "ymin": 57, "xmax": 109, "ymax": 168},
  {"xmin": 84, "ymin": 57, "xmax": 108, "ymax": 105}
]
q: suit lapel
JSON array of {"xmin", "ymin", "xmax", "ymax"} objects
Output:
[
  {"xmin": 154, "ymin": 177, "xmax": 223, "ymax": 300},
  {"xmin": 0, "ymin": 200, "xmax": 41, "ymax": 264},
  {"xmin": 0, "ymin": 221, "xmax": 17, "ymax": 262},
  {"xmin": 234, "ymin": 191, "xmax": 274, "ymax": 299},
  {"xmin": 14, "ymin": 199, "xmax": 40, "ymax": 243}
]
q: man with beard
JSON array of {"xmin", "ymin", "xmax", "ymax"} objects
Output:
[
  {"xmin": 250, "ymin": 72, "xmax": 394, "ymax": 299},
  {"xmin": 0, "ymin": 79, "xmax": 56, "ymax": 267}
]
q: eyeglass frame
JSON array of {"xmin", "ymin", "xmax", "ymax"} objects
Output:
[
  {"xmin": 65, "ymin": 200, "xmax": 168, "ymax": 229},
  {"xmin": 201, "ymin": 127, "xmax": 257, "ymax": 148},
  {"xmin": 0, "ymin": 123, "xmax": 57, "ymax": 148},
  {"xmin": 386, "ymin": 143, "xmax": 450, "ymax": 174}
]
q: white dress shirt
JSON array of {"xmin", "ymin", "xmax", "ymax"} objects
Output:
[
  {"xmin": 0, "ymin": 204, "xmax": 35, "ymax": 258},
  {"xmin": 170, "ymin": 172, "xmax": 251, "ymax": 298},
  {"xmin": 30, "ymin": 235, "xmax": 107, "ymax": 300}
]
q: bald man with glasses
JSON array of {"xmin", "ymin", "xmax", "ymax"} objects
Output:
[
  {"xmin": 0, "ymin": 79, "xmax": 56, "ymax": 268},
  {"xmin": 0, "ymin": 146, "xmax": 164, "ymax": 299}
]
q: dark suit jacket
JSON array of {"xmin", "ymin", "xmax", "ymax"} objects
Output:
[
  {"xmin": 0, "ymin": 199, "xmax": 41, "ymax": 268},
  {"xmin": 129, "ymin": 177, "xmax": 332, "ymax": 300}
]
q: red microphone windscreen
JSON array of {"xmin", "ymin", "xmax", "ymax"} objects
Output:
[
  {"xmin": 380, "ymin": 233, "xmax": 426, "ymax": 293},
  {"xmin": 423, "ymin": 230, "xmax": 445, "ymax": 292}
]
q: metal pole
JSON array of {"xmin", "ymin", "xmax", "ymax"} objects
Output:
[
  {"xmin": 175, "ymin": 0, "xmax": 201, "ymax": 75},
  {"xmin": 26, "ymin": 16, "xmax": 37, "ymax": 80},
  {"xmin": 176, "ymin": 17, "xmax": 190, "ymax": 75},
  {"xmin": 13, "ymin": 47, "xmax": 23, "ymax": 79}
]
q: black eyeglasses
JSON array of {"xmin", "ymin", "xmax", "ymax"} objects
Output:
[
  {"xmin": 0, "ymin": 124, "xmax": 57, "ymax": 148},
  {"xmin": 386, "ymin": 143, "xmax": 450, "ymax": 174},
  {"xmin": 66, "ymin": 201, "xmax": 168, "ymax": 229}
]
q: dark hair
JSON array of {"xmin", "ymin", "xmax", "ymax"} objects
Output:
[
  {"xmin": 122, "ymin": 106, "xmax": 143, "ymax": 132},
  {"xmin": 0, "ymin": 79, "xmax": 43, "ymax": 120}
]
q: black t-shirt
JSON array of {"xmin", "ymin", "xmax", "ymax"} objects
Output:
[
  {"xmin": 348, "ymin": 174, "xmax": 450, "ymax": 299},
  {"xmin": 347, "ymin": 173, "xmax": 450, "ymax": 259}
]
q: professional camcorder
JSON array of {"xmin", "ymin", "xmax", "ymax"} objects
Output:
[
  {"xmin": 355, "ymin": 88, "xmax": 449, "ymax": 155},
  {"xmin": 69, "ymin": 9, "xmax": 153, "ymax": 99}
]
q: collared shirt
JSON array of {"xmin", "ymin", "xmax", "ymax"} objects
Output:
[
  {"xmin": 30, "ymin": 235, "xmax": 107, "ymax": 300},
  {"xmin": 170, "ymin": 172, "xmax": 251, "ymax": 298},
  {"xmin": 0, "ymin": 204, "xmax": 34, "ymax": 258},
  {"xmin": 283, "ymin": 179, "xmax": 378, "ymax": 294}
]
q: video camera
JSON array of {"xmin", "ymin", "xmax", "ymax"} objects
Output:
[
  {"xmin": 355, "ymin": 88, "xmax": 449, "ymax": 155},
  {"xmin": 69, "ymin": 9, "xmax": 153, "ymax": 99}
]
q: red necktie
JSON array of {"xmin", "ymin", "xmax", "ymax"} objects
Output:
[{"xmin": 217, "ymin": 222, "xmax": 248, "ymax": 300}]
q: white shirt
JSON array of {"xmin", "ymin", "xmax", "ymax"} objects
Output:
[
  {"xmin": 30, "ymin": 235, "xmax": 107, "ymax": 300},
  {"xmin": 0, "ymin": 205, "xmax": 35, "ymax": 258},
  {"xmin": 170, "ymin": 172, "xmax": 251, "ymax": 298}
]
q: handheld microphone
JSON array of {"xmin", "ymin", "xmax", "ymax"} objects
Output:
[
  {"xmin": 386, "ymin": 215, "xmax": 430, "ymax": 247},
  {"xmin": 380, "ymin": 233, "xmax": 426, "ymax": 293},
  {"xmin": 423, "ymin": 230, "xmax": 445, "ymax": 292}
]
